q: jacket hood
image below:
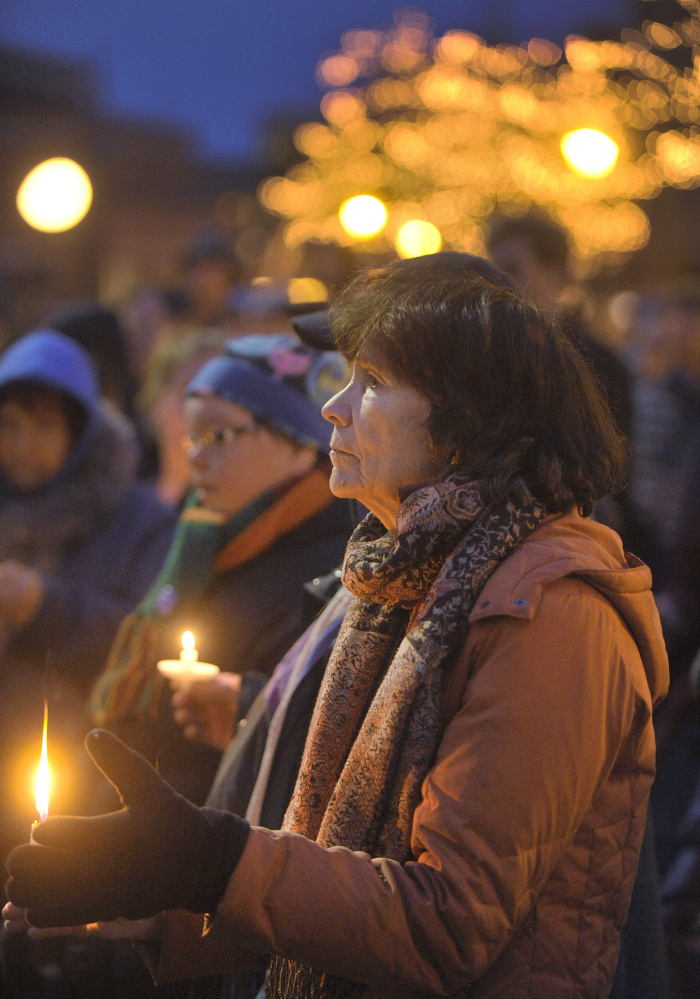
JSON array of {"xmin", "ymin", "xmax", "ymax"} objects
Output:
[
  {"xmin": 469, "ymin": 509, "xmax": 669, "ymax": 707},
  {"xmin": 0, "ymin": 329, "xmax": 103, "ymax": 493},
  {"xmin": 0, "ymin": 329, "xmax": 100, "ymax": 415}
]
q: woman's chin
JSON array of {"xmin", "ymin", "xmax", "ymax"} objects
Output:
[
  {"xmin": 195, "ymin": 488, "xmax": 227, "ymax": 514},
  {"xmin": 329, "ymin": 468, "xmax": 359, "ymax": 501}
]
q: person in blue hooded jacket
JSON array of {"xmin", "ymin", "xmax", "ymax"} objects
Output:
[{"xmin": 0, "ymin": 329, "xmax": 176, "ymax": 869}]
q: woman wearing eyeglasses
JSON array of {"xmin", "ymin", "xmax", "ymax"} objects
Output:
[{"xmin": 88, "ymin": 333, "xmax": 354, "ymax": 806}]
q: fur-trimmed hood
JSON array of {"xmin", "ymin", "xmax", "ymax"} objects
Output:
[{"xmin": 0, "ymin": 404, "xmax": 140, "ymax": 571}]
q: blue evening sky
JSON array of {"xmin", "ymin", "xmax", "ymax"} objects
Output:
[{"xmin": 0, "ymin": 0, "xmax": 633, "ymax": 160}]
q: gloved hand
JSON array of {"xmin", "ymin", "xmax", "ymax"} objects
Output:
[{"xmin": 5, "ymin": 729, "xmax": 249, "ymax": 928}]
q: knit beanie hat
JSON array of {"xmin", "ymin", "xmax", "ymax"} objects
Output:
[{"xmin": 186, "ymin": 333, "xmax": 349, "ymax": 451}]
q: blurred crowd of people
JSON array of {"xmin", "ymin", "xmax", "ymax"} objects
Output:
[{"xmin": 0, "ymin": 216, "xmax": 697, "ymax": 998}]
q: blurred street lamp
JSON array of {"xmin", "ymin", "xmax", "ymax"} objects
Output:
[
  {"xmin": 17, "ymin": 157, "xmax": 93, "ymax": 232},
  {"xmin": 395, "ymin": 220, "xmax": 442, "ymax": 258},
  {"xmin": 338, "ymin": 195, "xmax": 387, "ymax": 238},
  {"xmin": 560, "ymin": 129, "xmax": 619, "ymax": 179}
]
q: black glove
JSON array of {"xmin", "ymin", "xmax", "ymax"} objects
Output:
[{"xmin": 5, "ymin": 729, "xmax": 249, "ymax": 928}]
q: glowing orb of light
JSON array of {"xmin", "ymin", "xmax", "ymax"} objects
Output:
[
  {"xmin": 560, "ymin": 129, "xmax": 619, "ymax": 179},
  {"xmin": 287, "ymin": 277, "xmax": 328, "ymax": 304},
  {"xmin": 395, "ymin": 220, "xmax": 442, "ymax": 258},
  {"xmin": 17, "ymin": 158, "xmax": 93, "ymax": 232},
  {"xmin": 338, "ymin": 195, "xmax": 387, "ymax": 238}
]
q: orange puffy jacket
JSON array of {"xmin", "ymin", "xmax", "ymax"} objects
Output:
[{"xmin": 151, "ymin": 510, "xmax": 669, "ymax": 999}]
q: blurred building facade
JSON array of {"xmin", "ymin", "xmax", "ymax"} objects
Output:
[{"xmin": 0, "ymin": 45, "xmax": 270, "ymax": 337}]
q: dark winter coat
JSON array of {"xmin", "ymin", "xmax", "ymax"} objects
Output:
[
  {"xmin": 206, "ymin": 570, "xmax": 344, "ymax": 825},
  {"xmin": 0, "ymin": 406, "xmax": 176, "ymax": 690},
  {"xmin": 112, "ymin": 498, "xmax": 355, "ymax": 806},
  {"xmin": 0, "ymin": 406, "xmax": 175, "ymax": 858}
]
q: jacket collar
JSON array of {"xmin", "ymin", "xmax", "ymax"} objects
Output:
[
  {"xmin": 469, "ymin": 508, "xmax": 669, "ymax": 707},
  {"xmin": 469, "ymin": 510, "xmax": 632, "ymax": 623}
]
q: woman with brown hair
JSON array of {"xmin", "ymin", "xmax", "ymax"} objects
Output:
[{"xmin": 7, "ymin": 255, "xmax": 668, "ymax": 999}]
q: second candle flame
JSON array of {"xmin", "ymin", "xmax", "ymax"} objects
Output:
[{"xmin": 34, "ymin": 701, "xmax": 50, "ymax": 822}]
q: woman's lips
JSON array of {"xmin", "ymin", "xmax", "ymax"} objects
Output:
[{"xmin": 329, "ymin": 447, "xmax": 357, "ymax": 463}]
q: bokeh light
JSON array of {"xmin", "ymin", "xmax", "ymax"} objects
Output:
[
  {"xmin": 17, "ymin": 158, "xmax": 93, "ymax": 232},
  {"xmin": 338, "ymin": 195, "xmax": 387, "ymax": 238},
  {"xmin": 287, "ymin": 277, "xmax": 329, "ymax": 303},
  {"xmin": 258, "ymin": 6, "xmax": 700, "ymax": 266},
  {"xmin": 395, "ymin": 220, "xmax": 442, "ymax": 258},
  {"xmin": 560, "ymin": 129, "xmax": 620, "ymax": 179}
]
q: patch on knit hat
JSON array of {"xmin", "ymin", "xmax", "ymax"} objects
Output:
[
  {"xmin": 226, "ymin": 333, "xmax": 349, "ymax": 408},
  {"xmin": 186, "ymin": 333, "xmax": 349, "ymax": 451},
  {"xmin": 305, "ymin": 352, "xmax": 350, "ymax": 407}
]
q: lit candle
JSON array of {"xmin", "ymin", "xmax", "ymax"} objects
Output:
[
  {"xmin": 32, "ymin": 700, "xmax": 50, "ymax": 836},
  {"xmin": 180, "ymin": 631, "xmax": 198, "ymax": 666},
  {"xmin": 156, "ymin": 630, "xmax": 220, "ymax": 685}
]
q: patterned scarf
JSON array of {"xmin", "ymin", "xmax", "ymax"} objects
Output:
[{"xmin": 268, "ymin": 474, "xmax": 547, "ymax": 999}]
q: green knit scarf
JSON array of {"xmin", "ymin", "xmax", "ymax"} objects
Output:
[{"xmin": 89, "ymin": 489, "xmax": 276, "ymax": 724}]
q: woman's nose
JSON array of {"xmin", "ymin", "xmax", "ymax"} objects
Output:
[{"xmin": 322, "ymin": 384, "xmax": 352, "ymax": 427}]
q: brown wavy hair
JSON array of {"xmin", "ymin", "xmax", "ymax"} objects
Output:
[{"xmin": 329, "ymin": 255, "xmax": 626, "ymax": 516}]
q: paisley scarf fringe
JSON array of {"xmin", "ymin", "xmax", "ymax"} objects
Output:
[{"xmin": 267, "ymin": 957, "xmax": 362, "ymax": 999}]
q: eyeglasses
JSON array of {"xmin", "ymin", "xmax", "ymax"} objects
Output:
[{"xmin": 181, "ymin": 424, "xmax": 258, "ymax": 455}]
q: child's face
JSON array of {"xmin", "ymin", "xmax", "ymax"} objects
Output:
[
  {"xmin": 0, "ymin": 394, "xmax": 73, "ymax": 491},
  {"xmin": 184, "ymin": 393, "xmax": 317, "ymax": 518}
]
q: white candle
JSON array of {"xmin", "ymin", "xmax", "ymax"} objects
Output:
[{"xmin": 157, "ymin": 632, "xmax": 219, "ymax": 685}]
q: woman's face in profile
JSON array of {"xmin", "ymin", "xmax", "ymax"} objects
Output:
[{"xmin": 323, "ymin": 351, "xmax": 444, "ymax": 533}]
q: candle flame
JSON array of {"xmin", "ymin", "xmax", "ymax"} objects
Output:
[
  {"xmin": 181, "ymin": 631, "xmax": 195, "ymax": 651},
  {"xmin": 34, "ymin": 701, "xmax": 50, "ymax": 822}
]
